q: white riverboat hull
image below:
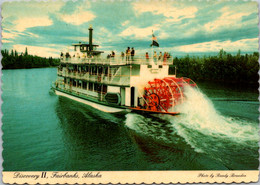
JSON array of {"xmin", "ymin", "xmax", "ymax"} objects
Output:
[{"xmin": 55, "ymin": 90, "xmax": 127, "ymax": 113}]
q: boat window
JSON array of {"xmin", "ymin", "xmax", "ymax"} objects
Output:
[
  {"xmin": 98, "ymin": 66, "xmax": 103, "ymax": 74},
  {"xmin": 78, "ymin": 81, "xmax": 82, "ymax": 88},
  {"xmin": 102, "ymin": 85, "xmax": 107, "ymax": 93},
  {"xmin": 104, "ymin": 67, "xmax": 108, "ymax": 76},
  {"xmin": 73, "ymin": 80, "xmax": 76, "ymax": 86},
  {"xmin": 92, "ymin": 66, "xmax": 97, "ymax": 75},
  {"xmin": 94, "ymin": 83, "xmax": 98, "ymax": 91},
  {"xmin": 73, "ymin": 65, "xmax": 77, "ymax": 72},
  {"xmin": 82, "ymin": 81, "xmax": 87, "ymax": 89},
  {"xmin": 89, "ymin": 82, "xmax": 93, "ymax": 91}
]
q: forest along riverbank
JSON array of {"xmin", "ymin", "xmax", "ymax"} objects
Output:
[
  {"xmin": 1, "ymin": 49, "xmax": 60, "ymax": 69},
  {"xmin": 171, "ymin": 50, "xmax": 259, "ymax": 84}
]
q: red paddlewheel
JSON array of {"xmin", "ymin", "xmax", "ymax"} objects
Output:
[
  {"xmin": 145, "ymin": 93, "xmax": 160, "ymax": 111},
  {"xmin": 143, "ymin": 77, "xmax": 197, "ymax": 112}
]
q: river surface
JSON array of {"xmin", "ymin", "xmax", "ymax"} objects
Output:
[{"xmin": 2, "ymin": 68, "xmax": 259, "ymax": 171}]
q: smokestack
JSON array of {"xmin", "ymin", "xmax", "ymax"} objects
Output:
[{"xmin": 89, "ymin": 25, "xmax": 93, "ymax": 51}]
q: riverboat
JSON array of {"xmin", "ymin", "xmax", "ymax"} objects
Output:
[{"xmin": 52, "ymin": 26, "xmax": 197, "ymax": 115}]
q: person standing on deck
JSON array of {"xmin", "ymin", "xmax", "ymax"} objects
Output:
[
  {"xmin": 131, "ymin": 47, "xmax": 135, "ymax": 61},
  {"xmin": 153, "ymin": 51, "xmax": 157, "ymax": 58},
  {"xmin": 121, "ymin": 52, "xmax": 125, "ymax": 58},
  {"xmin": 158, "ymin": 52, "xmax": 162, "ymax": 60},
  {"xmin": 111, "ymin": 51, "xmax": 115, "ymax": 57},
  {"xmin": 145, "ymin": 52, "xmax": 149, "ymax": 61},
  {"xmin": 126, "ymin": 47, "xmax": 131, "ymax": 63},
  {"xmin": 163, "ymin": 52, "xmax": 168, "ymax": 65},
  {"xmin": 153, "ymin": 51, "xmax": 157, "ymax": 63}
]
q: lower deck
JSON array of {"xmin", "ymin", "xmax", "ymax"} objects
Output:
[{"xmin": 54, "ymin": 87, "xmax": 128, "ymax": 113}]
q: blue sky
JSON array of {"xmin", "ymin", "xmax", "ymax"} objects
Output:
[{"xmin": 2, "ymin": 0, "xmax": 259, "ymax": 57}]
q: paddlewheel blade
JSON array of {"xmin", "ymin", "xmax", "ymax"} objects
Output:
[{"xmin": 143, "ymin": 77, "xmax": 197, "ymax": 112}]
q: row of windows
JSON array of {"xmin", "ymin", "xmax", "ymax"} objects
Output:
[
  {"xmin": 64, "ymin": 78, "xmax": 107, "ymax": 93},
  {"xmin": 61, "ymin": 65, "xmax": 112, "ymax": 75}
]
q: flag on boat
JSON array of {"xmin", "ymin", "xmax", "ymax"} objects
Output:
[{"xmin": 150, "ymin": 31, "xmax": 159, "ymax": 47}]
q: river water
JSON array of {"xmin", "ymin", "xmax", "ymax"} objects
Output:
[{"xmin": 2, "ymin": 68, "xmax": 259, "ymax": 171}]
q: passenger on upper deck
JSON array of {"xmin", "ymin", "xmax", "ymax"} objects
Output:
[
  {"xmin": 145, "ymin": 52, "xmax": 149, "ymax": 60},
  {"xmin": 60, "ymin": 52, "xmax": 64, "ymax": 58},
  {"xmin": 163, "ymin": 52, "xmax": 168, "ymax": 64},
  {"xmin": 154, "ymin": 51, "xmax": 157, "ymax": 58},
  {"xmin": 121, "ymin": 52, "xmax": 125, "ymax": 58},
  {"xmin": 111, "ymin": 51, "xmax": 115, "ymax": 57},
  {"xmin": 65, "ymin": 52, "xmax": 71, "ymax": 58},
  {"xmin": 131, "ymin": 47, "xmax": 135, "ymax": 61},
  {"xmin": 158, "ymin": 52, "xmax": 162, "ymax": 60},
  {"xmin": 153, "ymin": 51, "xmax": 157, "ymax": 63},
  {"xmin": 163, "ymin": 52, "xmax": 167, "ymax": 59},
  {"xmin": 126, "ymin": 47, "xmax": 131, "ymax": 62},
  {"xmin": 88, "ymin": 54, "xmax": 93, "ymax": 58}
]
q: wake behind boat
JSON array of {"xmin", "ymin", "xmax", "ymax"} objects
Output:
[{"xmin": 52, "ymin": 26, "xmax": 197, "ymax": 115}]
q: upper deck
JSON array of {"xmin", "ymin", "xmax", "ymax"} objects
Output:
[{"xmin": 60, "ymin": 55, "xmax": 174, "ymax": 66}]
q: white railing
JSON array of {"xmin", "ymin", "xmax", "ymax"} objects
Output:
[
  {"xmin": 59, "ymin": 70, "xmax": 130, "ymax": 86},
  {"xmin": 60, "ymin": 55, "xmax": 173, "ymax": 66},
  {"xmin": 57, "ymin": 84, "xmax": 106, "ymax": 101}
]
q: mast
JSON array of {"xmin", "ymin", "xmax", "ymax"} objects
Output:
[
  {"xmin": 151, "ymin": 30, "xmax": 155, "ymax": 65},
  {"xmin": 89, "ymin": 25, "xmax": 93, "ymax": 52}
]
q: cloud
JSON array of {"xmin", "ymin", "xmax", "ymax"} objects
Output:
[
  {"xmin": 2, "ymin": 40, "xmax": 13, "ymax": 43},
  {"xmin": 14, "ymin": 17, "xmax": 53, "ymax": 32},
  {"xmin": 204, "ymin": 6, "xmax": 254, "ymax": 32},
  {"xmin": 59, "ymin": 9, "xmax": 96, "ymax": 25},
  {"xmin": 2, "ymin": 30, "xmax": 39, "ymax": 42},
  {"xmin": 2, "ymin": 1, "xmax": 64, "ymax": 19},
  {"xmin": 2, "ymin": 31, "xmax": 17, "ymax": 39},
  {"xmin": 119, "ymin": 25, "xmax": 160, "ymax": 39},
  {"xmin": 13, "ymin": 44, "xmax": 60, "ymax": 58},
  {"xmin": 173, "ymin": 38, "xmax": 258, "ymax": 53},
  {"xmin": 121, "ymin": 20, "xmax": 130, "ymax": 26},
  {"xmin": 2, "ymin": 1, "xmax": 64, "ymax": 39},
  {"xmin": 132, "ymin": 1, "xmax": 198, "ymax": 23}
]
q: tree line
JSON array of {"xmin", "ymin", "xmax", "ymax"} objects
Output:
[
  {"xmin": 1, "ymin": 48, "xmax": 258, "ymax": 84},
  {"xmin": 172, "ymin": 49, "xmax": 259, "ymax": 84},
  {"xmin": 1, "ymin": 48, "xmax": 60, "ymax": 69}
]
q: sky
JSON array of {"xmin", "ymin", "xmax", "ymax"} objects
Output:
[{"xmin": 1, "ymin": 0, "xmax": 259, "ymax": 58}]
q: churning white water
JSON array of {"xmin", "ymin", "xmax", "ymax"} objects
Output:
[
  {"xmin": 125, "ymin": 86, "xmax": 259, "ymax": 153},
  {"xmin": 172, "ymin": 86, "xmax": 258, "ymax": 141}
]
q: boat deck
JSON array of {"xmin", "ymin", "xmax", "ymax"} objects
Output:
[{"xmin": 60, "ymin": 57, "xmax": 173, "ymax": 66}]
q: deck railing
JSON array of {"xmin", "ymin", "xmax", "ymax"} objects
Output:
[
  {"xmin": 58, "ymin": 69, "xmax": 130, "ymax": 86},
  {"xmin": 56, "ymin": 84, "xmax": 107, "ymax": 102},
  {"xmin": 60, "ymin": 55, "xmax": 173, "ymax": 66}
]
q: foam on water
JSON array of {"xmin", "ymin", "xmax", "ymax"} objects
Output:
[
  {"xmin": 171, "ymin": 86, "xmax": 258, "ymax": 142},
  {"xmin": 125, "ymin": 86, "xmax": 259, "ymax": 153}
]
